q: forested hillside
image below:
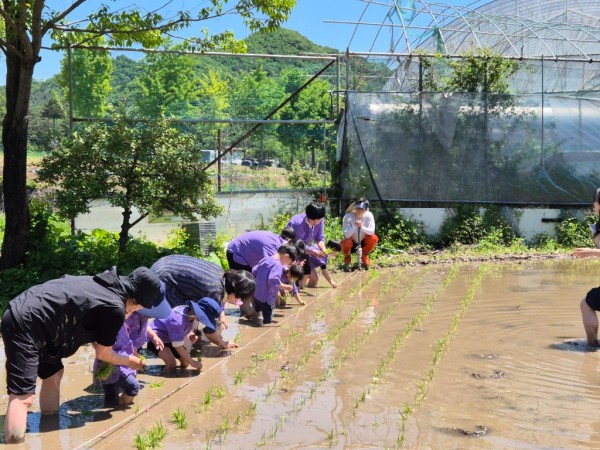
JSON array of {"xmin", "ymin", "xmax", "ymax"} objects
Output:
[{"xmin": 17, "ymin": 28, "xmax": 389, "ymax": 167}]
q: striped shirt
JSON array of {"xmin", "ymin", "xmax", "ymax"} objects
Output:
[{"xmin": 151, "ymin": 255, "xmax": 225, "ymax": 307}]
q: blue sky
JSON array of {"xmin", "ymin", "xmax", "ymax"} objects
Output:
[{"xmin": 32, "ymin": 0, "xmax": 482, "ymax": 80}]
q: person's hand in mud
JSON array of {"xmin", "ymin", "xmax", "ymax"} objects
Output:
[
  {"xmin": 573, "ymin": 248, "xmax": 600, "ymax": 258},
  {"xmin": 222, "ymin": 340, "xmax": 239, "ymax": 350},
  {"xmin": 190, "ymin": 359, "xmax": 202, "ymax": 371}
]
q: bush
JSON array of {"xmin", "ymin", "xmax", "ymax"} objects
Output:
[
  {"xmin": 374, "ymin": 209, "xmax": 425, "ymax": 251},
  {"xmin": 435, "ymin": 204, "xmax": 519, "ymax": 248},
  {"xmin": 555, "ymin": 213, "xmax": 594, "ymax": 248},
  {"xmin": 436, "ymin": 204, "xmax": 486, "ymax": 246}
]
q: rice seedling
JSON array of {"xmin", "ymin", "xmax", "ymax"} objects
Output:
[
  {"xmin": 234, "ymin": 370, "xmax": 244, "ymax": 385},
  {"xmin": 133, "ymin": 432, "xmax": 149, "ymax": 450},
  {"xmin": 326, "ymin": 429, "xmax": 336, "ymax": 447},
  {"xmin": 94, "ymin": 361, "xmax": 114, "ymax": 381},
  {"xmin": 147, "ymin": 421, "xmax": 167, "ymax": 448},
  {"xmin": 172, "ymin": 407, "xmax": 188, "ymax": 429},
  {"xmin": 213, "ymin": 386, "xmax": 225, "ymax": 398},
  {"xmin": 203, "ymin": 388, "xmax": 213, "ymax": 408}
]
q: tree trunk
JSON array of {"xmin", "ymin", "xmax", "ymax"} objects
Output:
[
  {"xmin": 0, "ymin": 52, "xmax": 35, "ymax": 269},
  {"xmin": 119, "ymin": 207, "xmax": 132, "ymax": 254}
]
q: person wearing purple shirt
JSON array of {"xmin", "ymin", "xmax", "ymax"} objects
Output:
[
  {"xmin": 92, "ymin": 323, "xmax": 139, "ymax": 407},
  {"xmin": 226, "ymin": 227, "xmax": 296, "ymax": 272},
  {"xmin": 252, "ymin": 243, "xmax": 299, "ymax": 325},
  {"xmin": 286, "ymin": 202, "xmax": 327, "ymax": 286},
  {"xmin": 307, "ymin": 240, "xmax": 341, "ymax": 288},
  {"xmin": 146, "ymin": 298, "xmax": 222, "ymax": 372}
]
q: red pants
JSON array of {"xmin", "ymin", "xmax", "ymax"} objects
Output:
[{"xmin": 341, "ymin": 234, "xmax": 379, "ymax": 266}]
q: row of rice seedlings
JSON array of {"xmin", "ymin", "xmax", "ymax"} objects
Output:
[
  {"xmin": 395, "ymin": 264, "xmax": 488, "ymax": 448},
  {"xmin": 251, "ymin": 269, "xmax": 423, "ymax": 446},
  {"xmin": 286, "ymin": 269, "xmax": 404, "ymax": 379},
  {"xmin": 198, "ymin": 271, "xmax": 384, "ymax": 448},
  {"xmin": 247, "ymin": 272, "xmax": 389, "ymax": 446},
  {"xmin": 354, "ymin": 264, "xmax": 461, "ymax": 410},
  {"xmin": 278, "ymin": 265, "xmax": 433, "ymax": 422},
  {"xmin": 232, "ymin": 270, "xmax": 382, "ymax": 387}
]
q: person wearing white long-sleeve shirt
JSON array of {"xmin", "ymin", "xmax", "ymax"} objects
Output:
[{"xmin": 341, "ymin": 199, "xmax": 379, "ymax": 269}]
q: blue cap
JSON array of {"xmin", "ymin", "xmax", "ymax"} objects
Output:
[
  {"xmin": 189, "ymin": 297, "xmax": 221, "ymax": 331},
  {"xmin": 138, "ymin": 281, "xmax": 172, "ymax": 319}
]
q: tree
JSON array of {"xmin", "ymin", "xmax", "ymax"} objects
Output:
[
  {"xmin": 227, "ymin": 63, "xmax": 284, "ymax": 160},
  {"xmin": 278, "ymin": 68, "xmax": 331, "ymax": 166},
  {"xmin": 135, "ymin": 43, "xmax": 202, "ymax": 117},
  {"xmin": 0, "ymin": 0, "xmax": 295, "ymax": 269},
  {"xmin": 59, "ymin": 36, "xmax": 113, "ymax": 118},
  {"xmin": 40, "ymin": 90, "xmax": 67, "ymax": 150},
  {"xmin": 37, "ymin": 111, "xmax": 223, "ymax": 253}
]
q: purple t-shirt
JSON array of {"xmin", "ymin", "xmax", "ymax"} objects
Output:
[
  {"xmin": 126, "ymin": 311, "xmax": 148, "ymax": 350},
  {"xmin": 149, "ymin": 305, "xmax": 193, "ymax": 347},
  {"xmin": 227, "ymin": 230, "xmax": 286, "ymax": 268},
  {"xmin": 307, "ymin": 244, "xmax": 329, "ymax": 270},
  {"xmin": 281, "ymin": 272, "xmax": 299, "ymax": 295},
  {"xmin": 93, "ymin": 323, "xmax": 135, "ymax": 385},
  {"xmin": 286, "ymin": 213, "xmax": 325, "ymax": 246},
  {"xmin": 252, "ymin": 256, "xmax": 284, "ymax": 306}
]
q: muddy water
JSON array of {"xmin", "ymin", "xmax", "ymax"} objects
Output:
[{"xmin": 3, "ymin": 259, "xmax": 600, "ymax": 449}]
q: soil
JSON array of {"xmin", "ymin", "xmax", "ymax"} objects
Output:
[{"xmin": 1, "ymin": 259, "xmax": 599, "ymax": 449}]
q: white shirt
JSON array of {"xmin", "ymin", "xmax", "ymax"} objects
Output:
[{"xmin": 342, "ymin": 210, "xmax": 376, "ymax": 243}]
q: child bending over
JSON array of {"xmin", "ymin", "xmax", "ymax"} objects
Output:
[
  {"xmin": 146, "ymin": 298, "xmax": 221, "ymax": 372},
  {"xmin": 252, "ymin": 242, "xmax": 299, "ymax": 325},
  {"xmin": 307, "ymin": 240, "xmax": 341, "ymax": 288},
  {"xmin": 278, "ymin": 264, "xmax": 305, "ymax": 307}
]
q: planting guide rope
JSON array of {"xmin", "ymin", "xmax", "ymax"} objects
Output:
[{"xmin": 74, "ymin": 270, "xmax": 358, "ymax": 449}]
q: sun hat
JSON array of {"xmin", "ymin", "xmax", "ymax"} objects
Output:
[
  {"xmin": 188, "ymin": 297, "xmax": 221, "ymax": 331},
  {"xmin": 124, "ymin": 267, "xmax": 161, "ymax": 309},
  {"xmin": 355, "ymin": 200, "xmax": 369, "ymax": 210}
]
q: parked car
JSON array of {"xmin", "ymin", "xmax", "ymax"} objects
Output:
[{"xmin": 241, "ymin": 159, "xmax": 259, "ymax": 167}]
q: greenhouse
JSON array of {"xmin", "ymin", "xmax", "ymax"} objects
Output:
[{"xmin": 337, "ymin": 0, "xmax": 600, "ymax": 205}]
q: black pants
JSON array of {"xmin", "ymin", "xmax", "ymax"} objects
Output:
[
  {"xmin": 254, "ymin": 299, "xmax": 274, "ymax": 324},
  {"xmin": 226, "ymin": 251, "xmax": 252, "ymax": 273}
]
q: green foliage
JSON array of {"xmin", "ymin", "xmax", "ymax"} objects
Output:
[
  {"xmin": 481, "ymin": 205, "xmax": 518, "ymax": 246},
  {"xmin": 324, "ymin": 215, "xmax": 343, "ymax": 241},
  {"xmin": 437, "ymin": 204, "xmax": 486, "ymax": 246},
  {"xmin": 419, "ymin": 48, "xmax": 519, "ymax": 94},
  {"xmin": 134, "ymin": 43, "xmax": 203, "ymax": 117},
  {"xmin": 206, "ymin": 232, "xmax": 231, "ymax": 270},
  {"xmin": 555, "ymin": 213, "xmax": 594, "ymax": 248},
  {"xmin": 59, "ymin": 36, "xmax": 113, "ymax": 118},
  {"xmin": 288, "ymin": 162, "xmax": 323, "ymax": 189},
  {"xmin": 374, "ymin": 210, "xmax": 426, "ymax": 250},
  {"xmin": 260, "ymin": 212, "xmax": 293, "ymax": 234},
  {"xmin": 38, "ymin": 110, "xmax": 223, "ymax": 252}
]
